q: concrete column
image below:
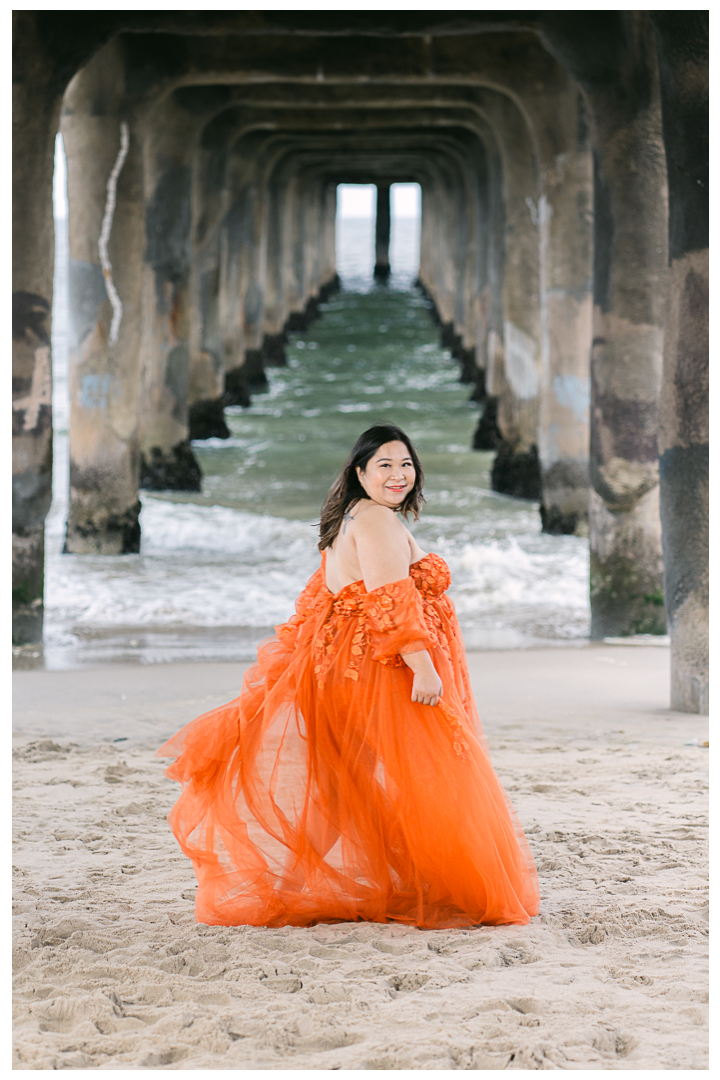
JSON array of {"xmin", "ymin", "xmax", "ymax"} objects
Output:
[
  {"xmin": 306, "ymin": 177, "xmax": 338, "ymax": 311},
  {"xmin": 238, "ymin": 161, "xmax": 270, "ymax": 392},
  {"xmin": 138, "ymin": 95, "xmax": 202, "ymax": 491},
  {"xmin": 586, "ymin": 22, "xmax": 668, "ymax": 639},
  {"xmin": 422, "ymin": 177, "xmax": 449, "ymax": 320},
  {"xmin": 218, "ymin": 131, "xmax": 270, "ymax": 402},
  {"xmin": 217, "ymin": 183, "xmax": 246, "ymax": 403},
  {"xmin": 301, "ymin": 173, "xmax": 339, "ymax": 313},
  {"xmin": 467, "ymin": 79, "xmax": 593, "ymax": 519},
  {"xmin": 430, "ymin": 166, "xmax": 462, "ymax": 334},
  {"xmin": 468, "ymin": 132, "xmax": 498, "ymax": 400},
  {"xmin": 320, "ymin": 182, "xmax": 338, "ymax": 295},
  {"xmin": 266, "ymin": 157, "xmax": 337, "ymax": 340},
  {"xmin": 259, "ymin": 168, "xmax": 289, "ymax": 368},
  {"xmin": 374, "ymin": 182, "xmax": 391, "ymax": 279},
  {"xmin": 418, "ymin": 176, "xmax": 439, "ymax": 299},
  {"xmin": 486, "ymin": 101, "xmax": 543, "ymax": 499},
  {"xmin": 472, "ymin": 125, "xmax": 504, "ymax": 450},
  {"xmin": 653, "ymin": 13, "xmax": 708, "ymax": 712},
  {"xmin": 417, "ymin": 147, "xmax": 481, "ymax": 375},
  {"xmin": 442, "ymin": 131, "xmax": 487, "ymax": 390},
  {"xmin": 535, "ymin": 91, "xmax": 594, "ymax": 535},
  {"xmin": 282, "ymin": 171, "xmax": 309, "ymax": 328},
  {"xmin": 296, "ymin": 171, "xmax": 323, "ymax": 324},
  {"xmin": 294, "ymin": 170, "xmax": 321, "ymax": 322},
  {"xmin": 187, "ymin": 116, "xmax": 229, "ymax": 440},
  {"xmin": 263, "ymin": 149, "xmax": 304, "ymax": 345},
  {"xmin": 412, "ymin": 115, "xmax": 501, "ymax": 447},
  {"xmin": 62, "ymin": 44, "xmax": 145, "ymax": 554},
  {"xmin": 12, "ymin": 13, "xmax": 60, "ymax": 642},
  {"xmin": 439, "ymin": 129, "xmax": 502, "ymax": 408}
]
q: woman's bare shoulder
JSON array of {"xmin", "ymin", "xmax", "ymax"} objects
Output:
[{"xmin": 353, "ymin": 503, "xmax": 413, "ymax": 587}]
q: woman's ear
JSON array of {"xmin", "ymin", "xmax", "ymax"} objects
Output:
[{"xmin": 355, "ymin": 466, "xmax": 365, "ymax": 492}]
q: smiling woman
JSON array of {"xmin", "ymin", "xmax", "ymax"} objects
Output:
[
  {"xmin": 159, "ymin": 424, "xmax": 539, "ymax": 930},
  {"xmin": 319, "ymin": 424, "xmax": 423, "ymax": 555},
  {"xmin": 355, "ymin": 440, "xmax": 417, "ymax": 507}
]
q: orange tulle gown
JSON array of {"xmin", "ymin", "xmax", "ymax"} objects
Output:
[{"xmin": 158, "ymin": 552, "xmax": 539, "ymax": 929}]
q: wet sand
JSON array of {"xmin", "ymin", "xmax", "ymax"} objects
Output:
[{"xmin": 13, "ymin": 645, "xmax": 708, "ymax": 1070}]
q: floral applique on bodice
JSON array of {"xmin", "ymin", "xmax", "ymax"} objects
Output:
[{"xmin": 408, "ymin": 552, "xmax": 451, "ymax": 599}]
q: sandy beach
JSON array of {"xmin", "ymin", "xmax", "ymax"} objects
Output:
[{"xmin": 13, "ymin": 645, "xmax": 708, "ymax": 1070}]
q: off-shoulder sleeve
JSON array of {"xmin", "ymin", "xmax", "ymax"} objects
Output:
[{"xmin": 362, "ymin": 577, "xmax": 433, "ymax": 661}]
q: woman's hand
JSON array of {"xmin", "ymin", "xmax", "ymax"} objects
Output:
[
  {"xmin": 411, "ymin": 670, "xmax": 443, "ymax": 707},
  {"xmin": 402, "ymin": 649, "xmax": 443, "ymax": 707}
]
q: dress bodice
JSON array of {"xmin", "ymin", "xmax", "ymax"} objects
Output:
[
  {"xmin": 323, "ymin": 551, "xmax": 450, "ymax": 606},
  {"xmin": 281, "ymin": 552, "xmax": 455, "ymax": 686}
]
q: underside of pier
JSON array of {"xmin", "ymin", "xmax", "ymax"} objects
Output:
[{"xmin": 13, "ymin": 11, "xmax": 708, "ymax": 712}]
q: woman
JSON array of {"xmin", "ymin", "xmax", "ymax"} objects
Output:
[{"xmin": 158, "ymin": 423, "xmax": 539, "ymax": 929}]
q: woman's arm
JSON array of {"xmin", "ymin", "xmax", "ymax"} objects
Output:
[{"xmin": 355, "ymin": 506, "xmax": 442, "ymax": 706}]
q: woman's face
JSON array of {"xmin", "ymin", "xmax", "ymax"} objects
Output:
[{"xmin": 357, "ymin": 440, "xmax": 416, "ymax": 509}]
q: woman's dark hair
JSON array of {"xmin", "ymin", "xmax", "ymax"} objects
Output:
[{"xmin": 318, "ymin": 423, "xmax": 424, "ymax": 551}]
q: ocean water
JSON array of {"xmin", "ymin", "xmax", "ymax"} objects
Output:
[{"xmin": 43, "ymin": 215, "xmax": 590, "ymax": 668}]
